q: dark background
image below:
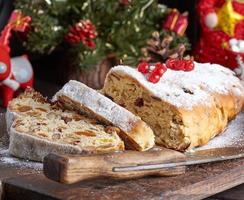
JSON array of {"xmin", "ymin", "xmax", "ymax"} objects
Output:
[{"xmin": 0, "ymin": 0, "xmax": 199, "ymax": 84}]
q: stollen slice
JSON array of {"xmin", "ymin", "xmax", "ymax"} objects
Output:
[
  {"xmin": 7, "ymin": 89, "xmax": 124, "ymax": 162},
  {"xmin": 53, "ymin": 80, "xmax": 155, "ymax": 151},
  {"xmin": 6, "ymin": 88, "xmax": 51, "ymax": 132}
]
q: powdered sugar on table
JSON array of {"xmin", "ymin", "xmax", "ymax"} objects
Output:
[
  {"xmin": 197, "ymin": 112, "xmax": 244, "ymax": 150},
  {"xmin": 0, "ymin": 146, "xmax": 42, "ymax": 170},
  {"xmin": 0, "ymin": 113, "xmax": 42, "ymax": 170}
]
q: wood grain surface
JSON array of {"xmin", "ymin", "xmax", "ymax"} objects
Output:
[
  {"xmin": 1, "ymin": 158, "xmax": 244, "ymax": 200},
  {"xmin": 43, "ymin": 148, "xmax": 186, "ymax": 184}
]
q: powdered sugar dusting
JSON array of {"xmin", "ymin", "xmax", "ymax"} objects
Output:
[
  {"xmin": 0, "ymin": 111, "xmax": 244, "ymax": 168},
  {"xmin": 0, "ymin": 145, "xmax": 42, "ymax": 170},
  {"xmin": 0, "ymin": 113, "xmax": 42, "ymax": 170},
  {"xmin": 111, "ymin": 62, "xmax": 244, "ymax": 109},
  {"xmin": 197, "ymin": 112, "xmax": 244, "ymax": 150},
  {"xmin": 54, "ymin": 80, "xmax": 142, "ymax": 133}
]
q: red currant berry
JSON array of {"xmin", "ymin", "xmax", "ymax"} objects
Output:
[
  {"xmin": 148, "ymin": 73, "xmax": 160, "ymax": 83},
  {"xmin": 155, "ymin": 63, "xmax": 167, "ymax": 75},
  {"xmin": 152, "ymin": 63, "xmax": 166, "ymax": 76},
  {"xmin": 166, "ymin": 59, "xmax": 175, "ymax": 70},
  {"xmin": 183, "ymin": 60, "xmax": 194, "ymax": 71},
  {"xmin": 155, "ymin": 62, "xmax": 163, "ymax": 69},
  {"xmin": 137, "ymin": 62, "xmax": 149, "ymax": 74},
  {"xmin": 166, "ymin": 59, "xmax": 186, "ymax": 71}
]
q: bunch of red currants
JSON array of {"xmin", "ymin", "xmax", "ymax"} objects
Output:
[{"xmin": 138, "ymin": 59, "xmax": 194, "ymax": 83}]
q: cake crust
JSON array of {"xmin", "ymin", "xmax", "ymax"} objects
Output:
[
  {"xmin": 103, "ymin": 63, "xmax": 244, "ymax": 150},
  {"xmin": 9, "ymin": 123, "xmax": 124, "ymax": 162},
  {"xmin": 53, "ymin": 80, "xmax": 155, "ymax": 151},
  {"xmin": 7, "ymin": 89, "xmax": 125, "ymax": 162}
]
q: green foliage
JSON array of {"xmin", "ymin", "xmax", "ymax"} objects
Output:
[
  {"xmin": 160, "ymin": 30, "xmax": 191, "ymax": 51},
  {"xmin": 15, "ymin": 0, "xmax": 190, "ymax": 70}
]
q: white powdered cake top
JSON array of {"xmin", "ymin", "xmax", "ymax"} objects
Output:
[
  {"xmin": 54, "ymin": 80, "xmax": 141, "ymax": 133},
  {"xmin": 110, "ymin": 62, "xmax": 244, "ymax": 109}
]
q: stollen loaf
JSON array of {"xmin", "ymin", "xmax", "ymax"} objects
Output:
[{"xmin": 102, "ymin": 62, "xmax": 244, "ymax": 150}]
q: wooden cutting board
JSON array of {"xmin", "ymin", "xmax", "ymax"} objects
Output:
[
  {"xmin": 1, "ymin": 112, "xmax": 244, "ymax": 200},
  {"xmin": 1, "ymin": 159, "xmax": 244, "ymax": 200}
]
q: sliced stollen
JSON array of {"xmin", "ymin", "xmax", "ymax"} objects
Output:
[
  {"xmin": 6, "ymin": 88, "xmax": 51, "ymax": 132},
  {"xmin": 9, "ymin": 115, "xmax": 124, "ymax": 162},
  {"xmin": 102, "ymin": 62, "xmax": 244, "ymax": 151},
  {"xmin": 53, "ymin": 80, "xmax": 155, "ymax": 151},
  {"xmin": 8, "ymin": 89, "xmax": 124, "ymax": 162}
]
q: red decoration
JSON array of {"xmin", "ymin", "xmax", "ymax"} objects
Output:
[
  {"xmin": 166, "ymin": 58, "xmax": 194, "ymax": 71},
  {"xmin": 0, "ymin": 10, "xmax": 33, "ymax": 107},
  {"xmin": 9, "ymin": 10, "xmax": 32, "ymax": 32},
  {"xmin": 138, "ymin": 60, "xmax": 193, "ymax": 84},
  {"xmin": 120, "ymin": 0, "xmax": 130, "ymax": 6},
  {"xmin": 137, "ymin": 62, "xmax": 149, "ymax": 74},
  {"xmin": 194, "ymin": 0, "xmax": 244, "ymax": 70},
  {"xmin": 148, "ymin": 63, "xmax": 167, "ymax": 83},
  {"xmin": 163, "ymin": 9, "xmax": 188, "ymax": 36},
  {"xmin": 148, "ymin": 74, "xmax": 161, "ymax": 84},
  {"xmin": 0, "ymin": 27, "xmax": 12, "ymax": 52},
  {"xmin": 137, "ymin": 62, "xmax": 167, "ymax": 84},
  {"xmin": 65, "ymin": 20, "xmax": 97, "ymax": 48},
  {"xmin": 153, "ymin": 62, "xmax": 167, "ymax": 75}
]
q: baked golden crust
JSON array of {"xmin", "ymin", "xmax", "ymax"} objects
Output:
[
  {"xmin": 53, "ymin": 80, "xmax": 155, "ymax": 151},
  {"xmin": 103, "ymin": 64, "xmax": 244, "ymax": 150},
  {"xmin": 9, "ymin": 121, "xmax": 125, "ymax": 162},
  {"xmin": 7, "ymin": 88, "xmax": 125, "ymax": 162}
]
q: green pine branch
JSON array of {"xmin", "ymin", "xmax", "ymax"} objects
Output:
[{"xmin": 14, "ymin": 0, "xmax": 191, "ymax": 70}]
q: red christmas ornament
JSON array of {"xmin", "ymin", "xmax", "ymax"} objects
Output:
[
  {"xmin": 166, "ymin": 58, "xmax": 194, "ymax": 71},
  {"xmin": 0, "ymin": 10, "xmax": 33, "ymax": 107},
  {"xmin": 194, "ymin": 0, "xmax": 244, "ymax": 70},
  {"xmin": 9, "ymin": 10, "xmax": 32, "ymax": 32},
  {"xmin": 163, "ymin": 9, "xmax": 188, "ymax": 36},
  {"xmin": 65, "ymin": 20, "xmax": 97, "ymax": 49}
]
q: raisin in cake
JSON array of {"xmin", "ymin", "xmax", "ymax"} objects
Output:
[
  {"xmin": 102, "ymin": 62, "xmax": 244, "ymax": 150},
  {"xmin": 53, "ymin": 80, "xmax": 155, "ymax": 151},
  {"xmin": 7, "ymin": 89, "xmax": 124, "ymax": 162}
]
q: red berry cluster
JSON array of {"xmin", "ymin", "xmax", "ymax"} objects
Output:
[
  {"xmin": 137, "ymin": 59, "xmax": 194, "ymax": 84},
  {"xmin": 166, "ymin": 58, "xmax": 194, "ymax": 71},
  {"xmin": 65, "ymin": 20, "xmax": 97, "ymax": 48},
  {"xmin": 138, "ymin": 62, "xmax": 167, "ymax": 83}
]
